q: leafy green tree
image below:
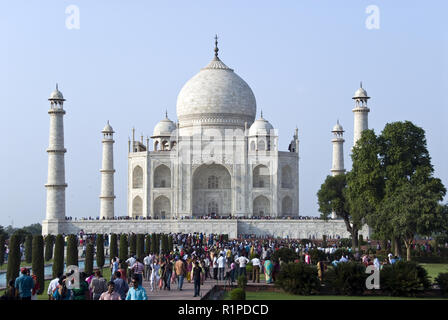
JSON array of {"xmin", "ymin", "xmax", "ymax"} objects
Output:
[
  {"xmin": 144, "ymin": 235, "xmax": 151, "ymax": 256},
  {"xmin": 0, "ymin": 234, "xmax": 7, "ymax": 266},
  {"xmin": 119, "ymin": 234, "xmax": 128, "ymax": 261},
  {"xmin": 13, "ymin": 229, "xmax": 31, "ymax": 245},
  {"xmin": 377, "ymin": 122, "xmax": 445, "ymax": 260},
  {"xmin": 32, "ymin": 235, "xmax": 44, "ymax": 294},
  {"xmin": 136, "ymin": 234, "xmax": 145, "ymax": 260},
  {"xmin": 85, "ymin": 243, "xmax": 94, "ymax": 276},
  {"xmin": 44, "ymin": 235, "xmax": 54, "ymax": 262},
  {"xmin": 66, "ymin": 234, "xmax": 78, "ymax": 267},
  {"xmin": 6, "ymin": 235, "xmax": 21, "ymax": 283},
  {"xmin": 52, "ymin": 234, "xmax": 64, "ymax": 278},
  {"xmin": 161, "ymin": 234, "xmax": 169, "ymax": 254},
  {"xmin": 129, "ymin": 234, "xmax": 136, "ymax": 257},
  {"xmin": 96, "ymin": 234, "xmax": 105, "ymax": 270},
  {"xmin": 317, "ymin": 173, "xmax": 360, "ymax": 249},
  {"xmin": 168, "ymin": 235, "xmax": 173, "ymax": 252},
  {"xmin": 109, "ymin": 234, "xmax": 118, "ymax": 259},
  {"xmin": 21, "ymin": 223, "xmax": 42, "ymax": 235},
  {"xmin": 25, "ymin": 235, "xmax": 33, "ymax": 263}
]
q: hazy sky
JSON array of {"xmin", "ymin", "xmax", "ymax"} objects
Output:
[{"xmin": 0, "ymin": 0, "xmax": 447, "ymax": 227}]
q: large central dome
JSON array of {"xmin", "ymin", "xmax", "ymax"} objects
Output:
[{"xmin": 176, "ymin": 44, "xmax": 257, "ymax": 134}]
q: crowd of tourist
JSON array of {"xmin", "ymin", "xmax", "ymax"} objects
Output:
[
  {"xmin": 65, "ymin": 215, "xmax": 322, "ymax": 221},
  {"xmin": 1, "ymin": 231, "xmax": 445, "ymax": 301}
]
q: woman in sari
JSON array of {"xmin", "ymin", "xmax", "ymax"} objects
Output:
[{"xmin": 264, "ymin": 258, "xmax": 273, "ymax": 284}]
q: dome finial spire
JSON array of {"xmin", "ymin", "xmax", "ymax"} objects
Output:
[
  {"xmin": 214, "ymin": 34, "xmax": 219, "ymax": 58},
  {"xmin": 261, "ymin": 109, "xmax": 263, "ymax": 118},
  {"xmin": 165, "ymin": 109, "xmax": 168, "ymax": 118},
  {"xmin": 360, "ymin": 81, "xmax": 363, "ymax": 88}
]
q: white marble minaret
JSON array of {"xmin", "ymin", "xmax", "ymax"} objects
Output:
[
  {"xmin": 352, "ymin": 82, "xmax": 370, "ymax": 147},
  {"xmin": 44, "ymin": 85, "xmax": 67, "ymax": 222},
  {"xmin": 99, "ymin": 121, "xmax": 116, "ymax": 219},
  {"xmin": 330, "ymin": 121, "xmax": 345, "ymax": 219}
]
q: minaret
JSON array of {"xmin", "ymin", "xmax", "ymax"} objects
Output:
[
  {"xmin": 330, "ymin": 121, "xmax": 345, "ymax": 219},
  {"xmin": 331, "ymin": 120, "xmax": 345, "ymax": 176},
  {"xmin": 352, "ymin": 82, "xmax": 370, "ymax": 147},
  {"xmin": 99, "ymin": 121, "xmax": 116, "ymax": 219},
  {"xmin": 45, "ymin": 84, "xmax": 67, "ymax": 222}
]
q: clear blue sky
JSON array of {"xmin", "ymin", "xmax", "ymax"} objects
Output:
[{"xmin": 0, "ymin": 0, "xmax": 446, "ymax": 227}]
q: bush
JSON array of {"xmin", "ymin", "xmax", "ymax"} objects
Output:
[
  {"xmin": 246, "ymin": 263, "xmax": 253, "ymax": 280},
  {"xmin": 276, "ymin": 262, "xmax": 321, "ymax": 295},
  {"xmin": 6, "ymin": 235, "xmax": 21, "ymax": 283},
  {"xmin": 330, "ymin": 248, "xmax": 351, "ymax": 261},
  {"xmin": 435, "ymin": 273, "xmax": 448, "ymax": 296},
  {"xmin": 0, "ymin": 234, "xmax": 6, "ymax": 266},
  {"xmin": 119, "ymin": 234, "xmax": 128, "ymax": 261},
  {"xmin": 272, "ymin": 248, "xmax": 297, "ymax": 263},
  {"xmin": 52, "ymin": 234, "xmax": 64, "ymax": 278},
  {"xmin": 380, "ymin": 261, "xmax": 431, "ymax": 297},
  {"xmin": 161, "ymin": 234, "xmax": 169, "ymax": 254},
  {"xmin": 150, "ymin": 233, "xmax": 157, "ymax": 254},
  {"xmin": 44, "ymin": 235, "xmax": 54, "ymax": 262},
  {"xmin": 96, "ymin": 234, "xmax": 105, "ymax": 269},
  {"xmin": 325, "ymin": 262, "xmax": 367, "ymax": 295},
  {"xmin": 66, "ymin": 234, "xmax": 78, "ymax": 267},
  {"xmin": 168, "ymin": 235, "xmax": 173, "ymax": 252},
  {"xmin": 25, "ymin": 235, "xmax": 33, "ymax": 263},
  {"xmin": 339, "ymin": 238, "xmax": 352, "ymax": 248},
  {"xmin": 309, "ymin": 249, "xmax": 326, "ymax": 264},
  {"xmin": 229, "ymin": 288, "xmax": 246, "ymax": 300},
  {"xmin": 32, "ymin": 235, "xmax": 44, "ymax": 294},
  {"xmin": 129, "ymin": 234, "xmax": 136, "ymax": 257},
  {"xmin": 136, "ymin": 234, "xmax": 145, "ymax": 260},
  {"xmin": 85, "ymin": 243, "xmax": 94, "ymax": 276},
  {"xmin": 237, "ymin": 275, "xmax": 247, "ymax": 289},
  {"xmin": 109, "ymin": 234, "xmax": 118, "ymax": 259}
]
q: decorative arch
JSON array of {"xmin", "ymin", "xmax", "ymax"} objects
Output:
[
  {"xmin": 154, "ymin": 164, "xmax": 171, "ymax": 188},
  {"xmin": 250, "ymin": 141, "xmax": 256, "ymax": 151},
  {"xmin": 253, "ymin": 165, "xmax": 270, "ymax": 188},
  {"xmin": 282, "ymin": 196, "xmax": 293, "ymax": 216},
  {"xmin": 132, "ymin": 196, "xmax": 143, "ymax": 217},
  {"xmin": 161, "ymin": 140, "xmax": 169, "ymax": 151},
  {"xmin": 253, "ymin": 195, "xmax": 270, "ymax": 217},
  {"xmin": 154, "ymin": 140, "xmax": 159, "ymax": 151},
  {"xmin": 281, "ymin": 165, "xmax": 293, "ymax": 189},
  {"xmin": 153, "ymin": 195, "xmax": 171, "ymax": 219},
  {"xmin": 192, "ymin": 164, "xmax": 232, "ymax": 216},
  {"xmin": 257, "ymin": 140, "xmax": 266, "ymax": 151},
  {"xmin": 132, "ymin": 166, "xmax": 143, "ymax": 189}
]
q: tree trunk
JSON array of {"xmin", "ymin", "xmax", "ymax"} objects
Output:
[
  {"xmin": 393, "ymin": 237, "xmax": 402, "ymax": 257},
  {"xmin": 351, "ymin": 229, "xmax": 359, "ymax": 251},
  {"xmin": 404, "ymin": 238, "xmax": 413, "ymax": 261}
]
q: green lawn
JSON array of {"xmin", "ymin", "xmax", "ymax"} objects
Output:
[
  {"xmin": 229, "ymin": 291, "xmax": 448, "ymax": 300},
  {"xmin": 0, "ymin": 259, "xmax": 54, "ymax": 271},
  {"xmin": 420, "ymin": 263, "xmax": 448, "ymax": 281}
]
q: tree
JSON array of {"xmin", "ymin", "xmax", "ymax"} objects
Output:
[
  {"xmin": 25, "ymin": 235, "xmax": 33, "ymax": 264},
  {"xmin": 119, "ymin": 234, "xmax": 128, "ymax": 262},
  {"xmin": 161, "ymin": 234, "xmax": 169, "ymax": 254},
  {"xmin": 317, "ymin": 173, "xmax": 360, "ymax": 249},
  {"xmin": 85, "ymin": 243, "xmax": 94, "ymax": 276},
  {"xmin": 109, "ymin": 233, "xmax": 118, "ymax": 259},
  {"xmin": 0, "ymin": 234, "xmax": 7, "ymax": 266},
  {"xmin": 168, "ymin": 235, "xmax": 173, "ymax": 252},
  {"xmin": 66, "ymin": 234, "xmax": 78, "ymax": 267},
  {"xmin": 52, "ymin": 234, "xmax": 64, "ymax": 278},
  {"xmin": 31, "ymin": 235, "xmax": 44, "ymax": 294},
  {"xmin": 144, "ymin": 235, "xmax": 151, "ymax": 256},
  {"xmin": 44, "ymin": 235, "xmax": 54, "ymax": 262},
  {"xmin": 96, "ymin": 234, "xmax": 105, "ymax": 270},
  {"xmin": 377, "ymin": 122, "xmax": 446, "ymax": 260},
  {"xmin": 150, "ymin": 233, "xmax": 157, "ymax": 254},
  {"xmin": 129, "ymin": 234, "xmax": 136, "ymax": 257},
  {"xmin": 136, "ymin": 234, "xmax": 145, "ymax": 261},
  {"xmin": 6, "ymin": 235, "xmax": 21, "ymax": 283}
]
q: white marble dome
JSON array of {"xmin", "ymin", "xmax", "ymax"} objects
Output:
[
  {"xmin": 353, "ymin": 87, "xmax": 369, "ymax": 99},
  {"xmin": 102, "ymin": 121, "xmax": 114, "ymax": 133},
  {"xmin": 49, "ymin": 85, "xmax": 64, "ymax": 100},
  {"xmin": 176, "ymin": 56, "xmax": 257, "ymax": 132},
  {"xmin": 153, "ymin": 116, "xmax": 176, "ymax": 137},
  {"xmin": 249, "ymin": 115, "xmax": 274, "ymax": 136}
]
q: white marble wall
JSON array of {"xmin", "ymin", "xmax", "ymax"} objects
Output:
[{"xmin": 42, "ymin": 219, "xmax": 370, "ymax": 239}]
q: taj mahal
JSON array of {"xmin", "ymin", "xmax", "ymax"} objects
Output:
[{"xmin": 42, "ymin": 37, "xmax": 369, "ymax": 239}]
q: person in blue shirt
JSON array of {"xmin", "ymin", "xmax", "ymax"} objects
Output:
[
  {"xmin": 126, "ymin": 275, "xmax": 148, "ymax": 300},
  {"xmin": 14, "ymin": 268, "xmax": 35, "ymax": 300},
  {"xmin": 53, "ymin": 276, "xmax": 73, "ymax": 300}
]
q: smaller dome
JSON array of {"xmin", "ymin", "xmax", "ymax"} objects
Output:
[
  {"xmin": 153, "ymin": 115, "xmax": 176, "ymax": 137},
  {"xmin": 352, "ymin": 83, "xmax": 370, "ymax": 99},
  {"xmin": 102, "ymin": 121, "xmax": 114, "ymax": 133},
  {"xmin": 249, "ymin": 114, "xmax": 274, "ymax": 136},
  {"xmin": 49, "ymin": 84, "xmax": 64, "ymax": 100},
  {"xmin": 332, "ymin": 121, "xmax": 344, "ymax": 132}
]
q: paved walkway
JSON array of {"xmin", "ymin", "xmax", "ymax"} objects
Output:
[{"xmin": 141, "ymin": 276, "xmax": 224, "ymax": 300}]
